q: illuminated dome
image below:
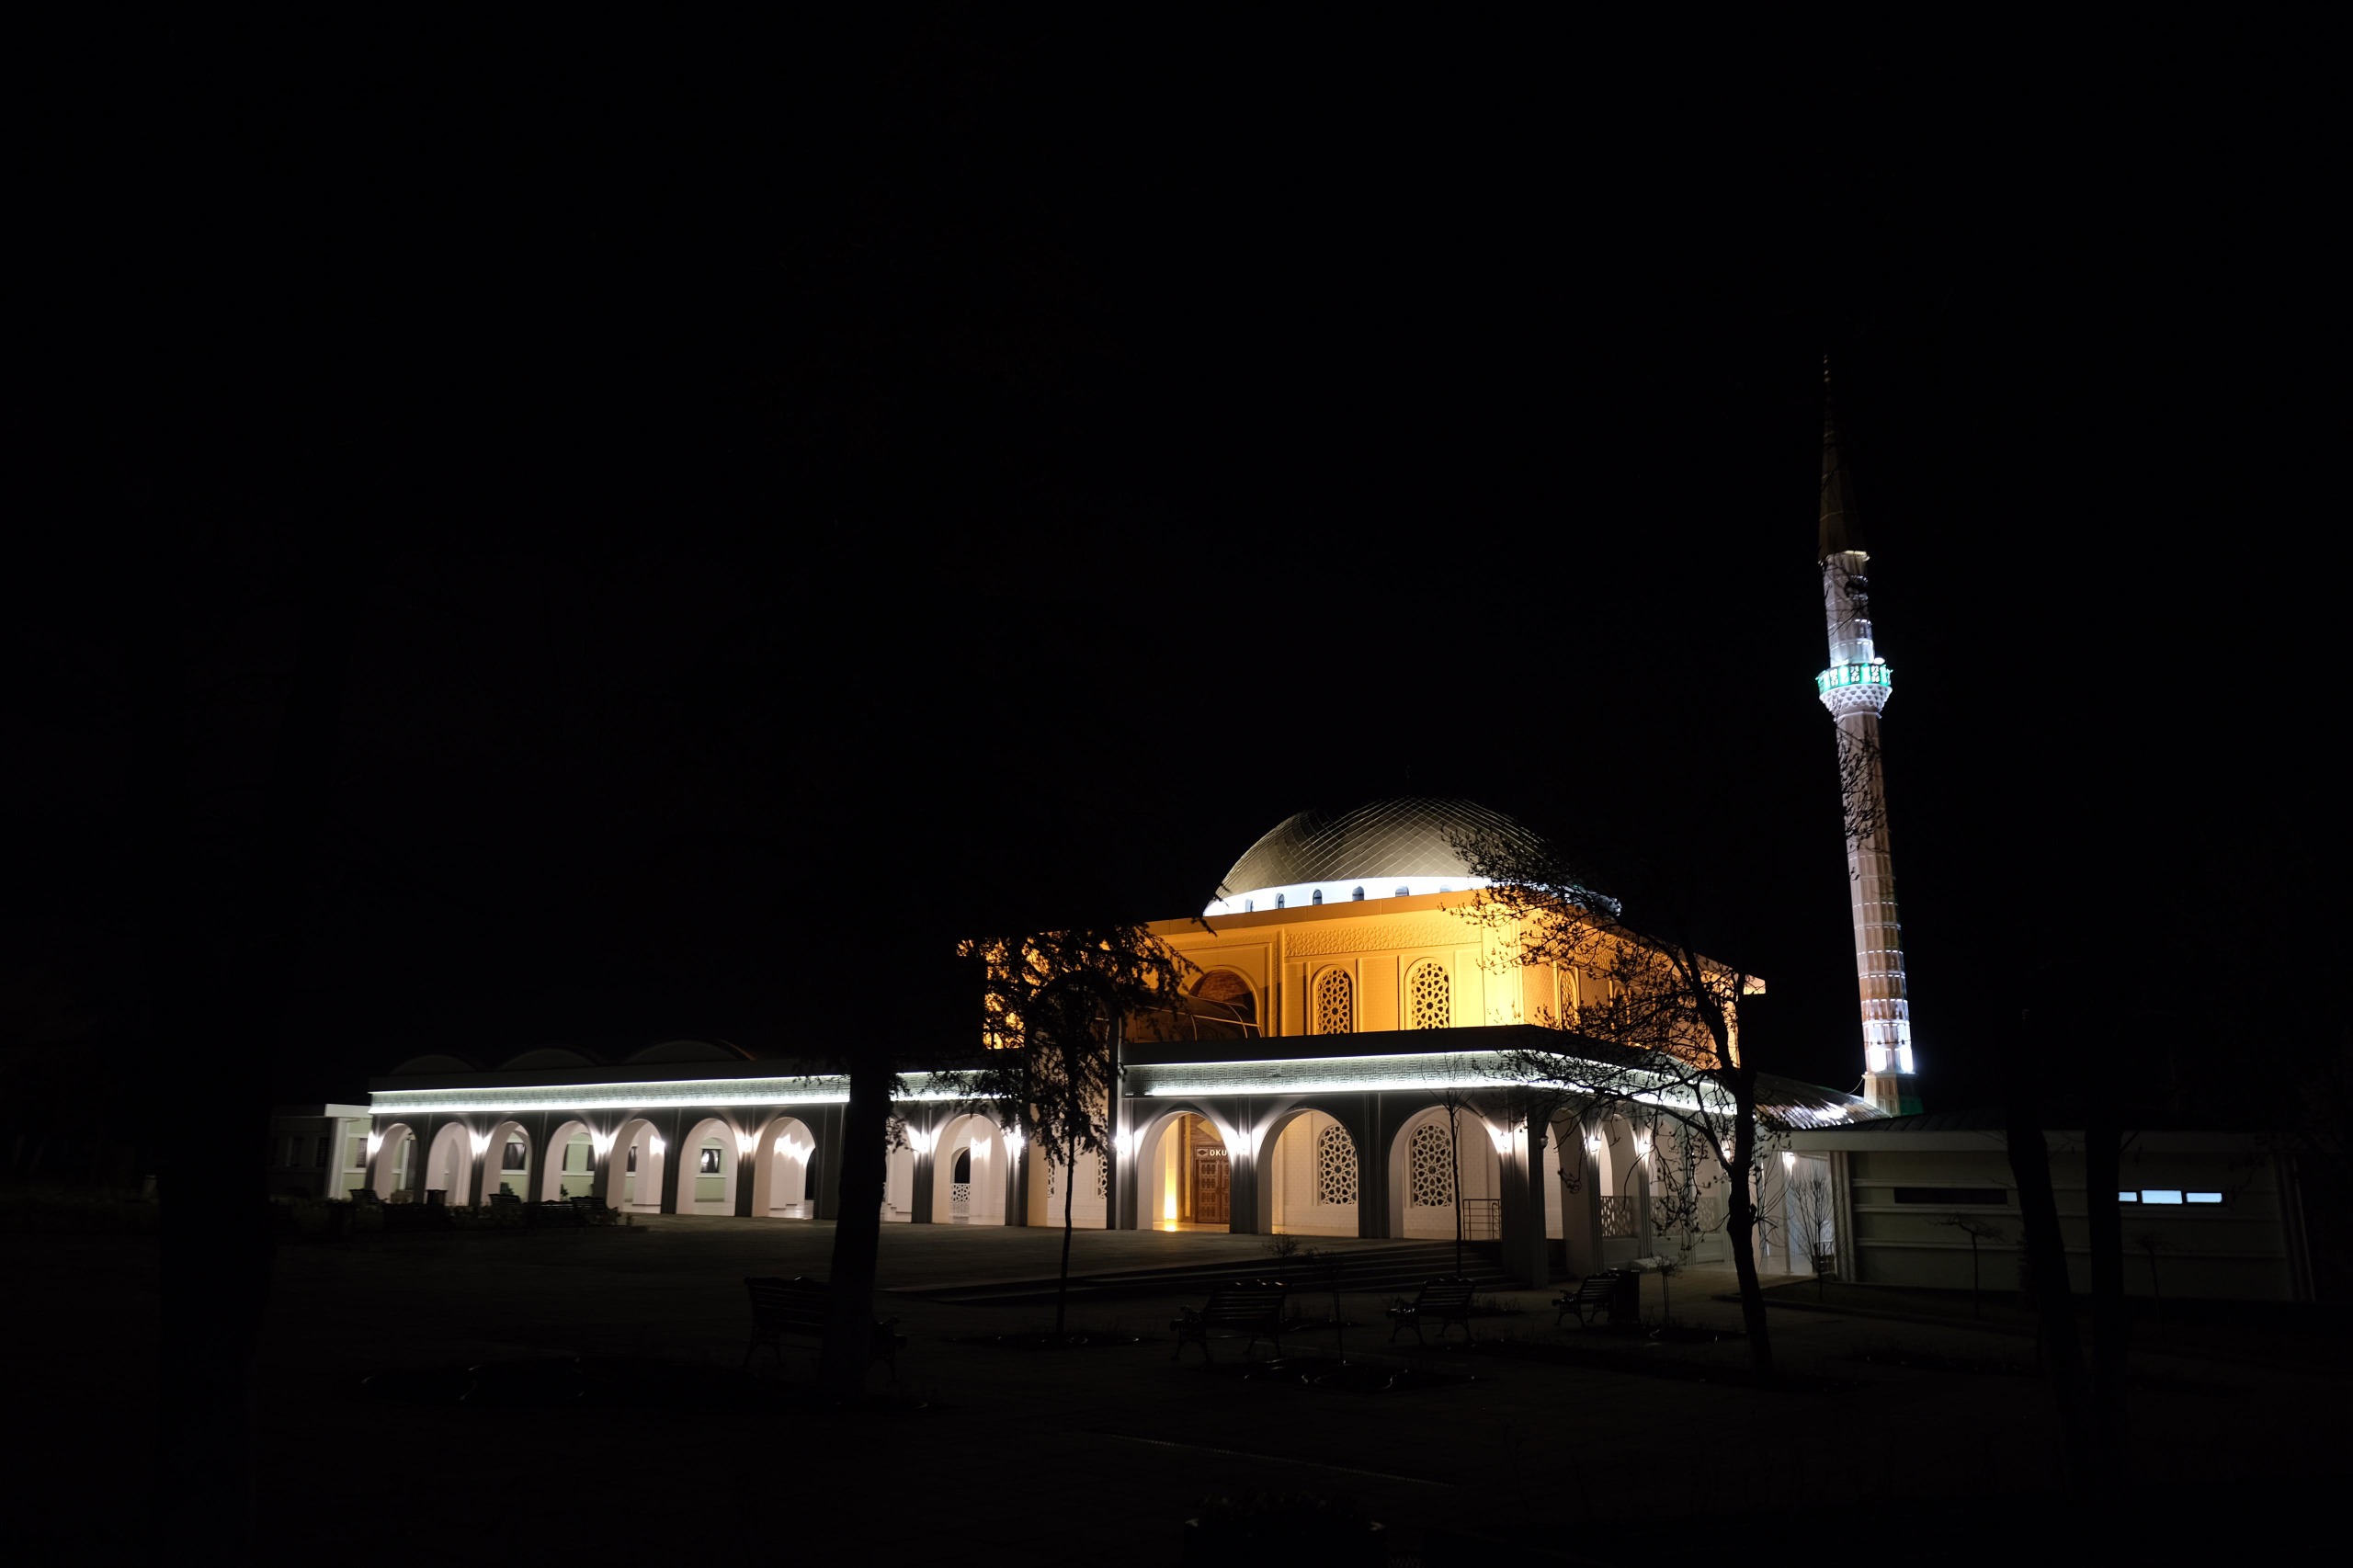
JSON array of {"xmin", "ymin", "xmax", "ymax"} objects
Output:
[{"xmin": 1205, "ymin": 798, "xmax": 1545, "ymax": 915}]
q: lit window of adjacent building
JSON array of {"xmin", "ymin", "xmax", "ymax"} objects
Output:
[
  {"xmin": 2188, "ymin": 1191, "xmax": 2224, "ymax": 1204},
  {"xmin": 2141, "ymin": 1189, "xmax": 2183, "ymax": 1205}
]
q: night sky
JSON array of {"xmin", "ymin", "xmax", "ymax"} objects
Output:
[{"xmin": 14, "ymin": 17, "xmax": 2333, "ymax": 1119}]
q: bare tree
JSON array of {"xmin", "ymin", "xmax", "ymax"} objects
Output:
[
  {"xmin": 1456, "ymin": 830, "xmax": 1795, "ymax": 1375},
  {"xmin": 1931, "ymin": 1213, "xmax": 2006, "ymax": 1318},
  {"xmin": 1785, "ymin": 1160, "xmax": 1836, "ymax": 1299}
]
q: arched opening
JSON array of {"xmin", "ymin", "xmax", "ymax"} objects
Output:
[
  {"xmin": 930, "ymin": 1113, "xmax": 1008, "ymax": 1225},
  {"xmin": 749, "ymin": 1114, "xmax": 819, "ymax": 1219},
  {"xmin": 485, "ymin": 1121, "xmax": 533, "ymax": 1201},
  {"xmin": 1596, "ymin": 1116, "xmax": 1650, "ymax": 1266},
  {"xmin": 1267, "ymin": 1109, "xmax": 1358, "ymax": 1237},
  {"xmin": 1388, "ymin": 1105, "xmax": 1500, "ymax": 1241},
  {"xmin": 1029, "ymin": 1142, "xmax": 1108, "ymax": 1228},
  {"xmin": 679, "ymin": 1117, "xmax": 739, "ymax": 1215},
  {"xmin": 613, "ymin": 1118, "xmax": 665, "ymax": 1213},
  {"xmin": 1136, "ymin": 1110, "xmax": 1231, "ymax": 1232},
  {"xmin": 371, "ymin": 1124, "xmax": 418, "ymax": 1199},
  {"xmin": 540, "ymin": 1120, "xmax": 596, "ymax": 1201},
  {"xmin": 424, "ymin": 1123, "xmax": 474, "ymax": 1207},
  {"xmin": 882, "ymin": 1121, "xmax": 916, "ymax": 1222},
  {"xmin": 1191, "ymin": 969, "xmax": 1257, "ymax": 1032}
]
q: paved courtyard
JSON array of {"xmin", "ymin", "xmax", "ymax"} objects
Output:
[{"xmin": 19, "ymin": 1218, "xmax": 2339, "ymax": 1564}]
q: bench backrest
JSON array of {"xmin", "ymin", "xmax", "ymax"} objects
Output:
[
  {"xmin": 1415, "ymin": 1278, "xmax": 1479, "ymax": 1309},
  {"xmin": 745, "ymin": 1275, "xmax": 832, "ymax": 1332},
  {"xmin": 1198, "ymin": 1282, "xmax": 1287, "ymax": 1324},
  {"xmin": 1573, "ymin": 1274, "xmax": 1616, "ymax": 1301}
]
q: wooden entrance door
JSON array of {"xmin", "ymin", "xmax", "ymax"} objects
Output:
[{"xmin": 1191, "ymin": 1146, "xmax": 1230, "ymax": 1224}]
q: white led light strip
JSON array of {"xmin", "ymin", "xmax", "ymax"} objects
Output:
[{"xmin": 369, "ymin": 1073, "xmax": 976, "ymax": 1118}]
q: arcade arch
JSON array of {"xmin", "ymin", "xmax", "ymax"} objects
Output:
[
  {"xmin": 749, "ymin": 1114, "xmax": 819, "ymax": 1219},
  {"xmin": 484, "ymin": 1121, "xmax": 533, "ymax": 1201},
  {"xmin": 1387, "ymin": 1104, "xmax": 1500, "ymax": 1241},
  {"xmin": 930, "ymin": 1113, "xmax": 1009, "ymax": 1225},
  {"xmin": 540, "ymin": 1119, "xmax": 597, "ymax": 1201},
  {"xmin": 679, "ymin": 1116, "xmax": 740, "ymax": 1214},
  {"xmin": 612, "ymin": 1118, "xmax": 665, "ymax": 1212},
  {"xmin": 1267, "ymin": 1108, "xmax": 1360, "ymax": 1237},
  {"xmin": 372, "ymin": 1124, "xmax": 417, "ymax": 1199},
  {"xmin": 424, "ymin": 1123, "xmax": 474, "ymax": 1206},
  {"xmin": 1134, "ymin": 1108, "xmax": 1234, "ymax": 1231}
]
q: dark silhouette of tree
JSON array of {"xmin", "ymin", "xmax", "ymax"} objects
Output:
[
  {"xmin": 1456, "ymin": 829, "xmax": 1792, "ymax": 1375},
  {"xmin": 954, "ymin": 926, "xmax": 1190, "ymax": 1338}
]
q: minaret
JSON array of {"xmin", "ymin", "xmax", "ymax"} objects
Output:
[{"xmin": 1814, "ymin": 363, "xmax": 1917, "ymax": 1115}]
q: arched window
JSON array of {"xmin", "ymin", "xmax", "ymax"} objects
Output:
[
  {"xmin": 1313, "ymin": 969, "xmax": 1353, "ymax": 1035},
  {"xmin": 1407, "ymin": 960, "xmax": 1451, "ymax": 1029},
  {"xmin": 1351, "ymin": 886, "xmax": 1365, "ymax": 901},
  {"xmin": 1311, "ymin": 888, "xmax": 1323, "ymax": 905},
  {"xmin": 1194, "ymin": 969, "xmax": 1258, "ymax": 1031},
  {"xmin": 1244, "ymin": 898, "xmax": 1255, "ymax": 912},
  {"xmin": 1408, "ymin": 1122, "xmax": 1453, "ymax": 1207},
  {"xmin": 1394, "ymin": 885, "xmax": 1411, "ymax": 898},
  {"xmin": 951, "ymin": 1147, "xmax": 972, "ymax": 1184},
  {"xmin": 1315, "ymin": 1123, "xmax": 1358, "ymax": 1205},
  {"xmin": 1275, "ymin": 892, "xmax": 1286, "ymax": 909}
]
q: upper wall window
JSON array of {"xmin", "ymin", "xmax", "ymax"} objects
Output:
[
  {"xmin": 1311, "ymin": 889, "xmax": 1324, "ymax": 905},
  {"xmin": 1314, "ymin": 969, "xmax": 1354, "ymax": 1035},
  {"xmin": 502, "ymin": 1140, "xmax": 529, "ymax": 1170},
  {"xmin": 1194, "ymin": 968, "xmax": 1258, "ymax": 1030},
  {"xmin": 1394, "ymin": 885, "xmax": 1411, "ymax": 897},
  {"xmin": 1406, "ymin": 960, "xmax": 1450, "ymax": 1029},
  {"xmin": 1351, "ymin": 886, "xmax": 1365, "ymax": 901},
  {"xmin": 1275, "ymin": 893, "xmax": 1286, "ymax": 909}
]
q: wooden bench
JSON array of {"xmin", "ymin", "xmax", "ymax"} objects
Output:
[
  {"xmin": 1554, "ymin": 1272, "xmax": 1620, "ymax": 1327},
  {"xmin": 1170, "ymin": 1281, "xmax": 1289, "ymax": 1363},
  {"xmin": 743, "ymin": 1276, "xmax": 906, "ymax": 1381},
  {"xmin": 1387, "ymin": 1278, "xmax": 1479, "ymax": 1345}
]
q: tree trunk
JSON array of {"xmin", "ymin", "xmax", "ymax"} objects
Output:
[
  {"xmin": 2084, "ymin": 1097, "xmax": 2128, "ymax": 1483},
  {"xmin": 137, "ymin": 539, "xmax": 356, "ymax": 1559},
  {"xmin": 819, "ymin": 1056, "xmax": 892, "ymax": 1397},
  {"xmin": 1449, "ymin": 1102, "xmax": 1464, "ymax": 1277},
  {"xmin": 1722, "ymin": 1077, "xmax": 1775, "ymax": 1375},
  {"xmin": 1056, "ymin": 1133, "xmax": 1077, "ymax": 1338},
  {"xmin": 2004, "ymin": 1011, "xmax": 2094, "ymax": 1487}
]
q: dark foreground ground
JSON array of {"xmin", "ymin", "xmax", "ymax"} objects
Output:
[{"xmin": 12, "ymin": 1219, "xmax": 2343, "ymax": 1564}]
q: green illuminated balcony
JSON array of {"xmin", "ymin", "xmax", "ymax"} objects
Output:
[{"xmin": 1815, "ymin": 662, "xmax": 1893, "ymax": 696}]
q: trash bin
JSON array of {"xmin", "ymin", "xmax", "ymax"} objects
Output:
[{"xmin": 1607, "ymin": 1269, "xmax": 1641, "ymax": 1326}]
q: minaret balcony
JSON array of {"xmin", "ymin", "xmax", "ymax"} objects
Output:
[{"xmin": 1816, "ymin": 661, "xmax": 1893, "ymax": 716}]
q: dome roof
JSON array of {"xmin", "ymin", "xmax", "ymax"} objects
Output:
[{"xmin": 1208, "ymin": 798, "xmax": 1545, "ymax": 915}]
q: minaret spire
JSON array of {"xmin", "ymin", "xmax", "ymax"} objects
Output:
[{"xmin": 1813, "ymin": 358, "xmax": 1917, "ymax": 1114}]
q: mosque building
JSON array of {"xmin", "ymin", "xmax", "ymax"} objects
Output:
[{"xmin": 326, "ymin": 384, "xmax": 2319, "ymax": 1302}]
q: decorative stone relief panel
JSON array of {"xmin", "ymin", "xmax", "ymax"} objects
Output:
[
  {"xmin": 1315, "ymin": 1122, "xmax": 1358, "ymax": 1206},
  {"xmin": 1313, "ymin": 968, "xmax": 1353, "ymax": 1035},
  {"xmin": 1408, "ymin": 1122, "xmax": 1453, "ymax": 1207},
  {"xmin": 1282, "ymin": 920, "xmax": 1469, "ymax": 957},
  {"xmin": 1406, "ymin": 960, "xmax": 1451, "ymax": 1029}
]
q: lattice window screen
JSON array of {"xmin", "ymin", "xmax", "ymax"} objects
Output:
[
  {"xmin": 1314, "ymin": 1122, "xmax": 1358, "ymax": 1205},
  {"xmin": 1407, "ymin": 961, "xmax": 1450, "ymax": 1029},
  {"xmin": 1094, "ymin": 1153, "xmax": 1108, "ymax": 1199},
  {"xmin": 1408, "ymin": 1122, "xmax": 1453, "ymax": 1207},
  {"xmin": 1314, "ymin": 969, "xmax": 1353, "ymax": 1035}
]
